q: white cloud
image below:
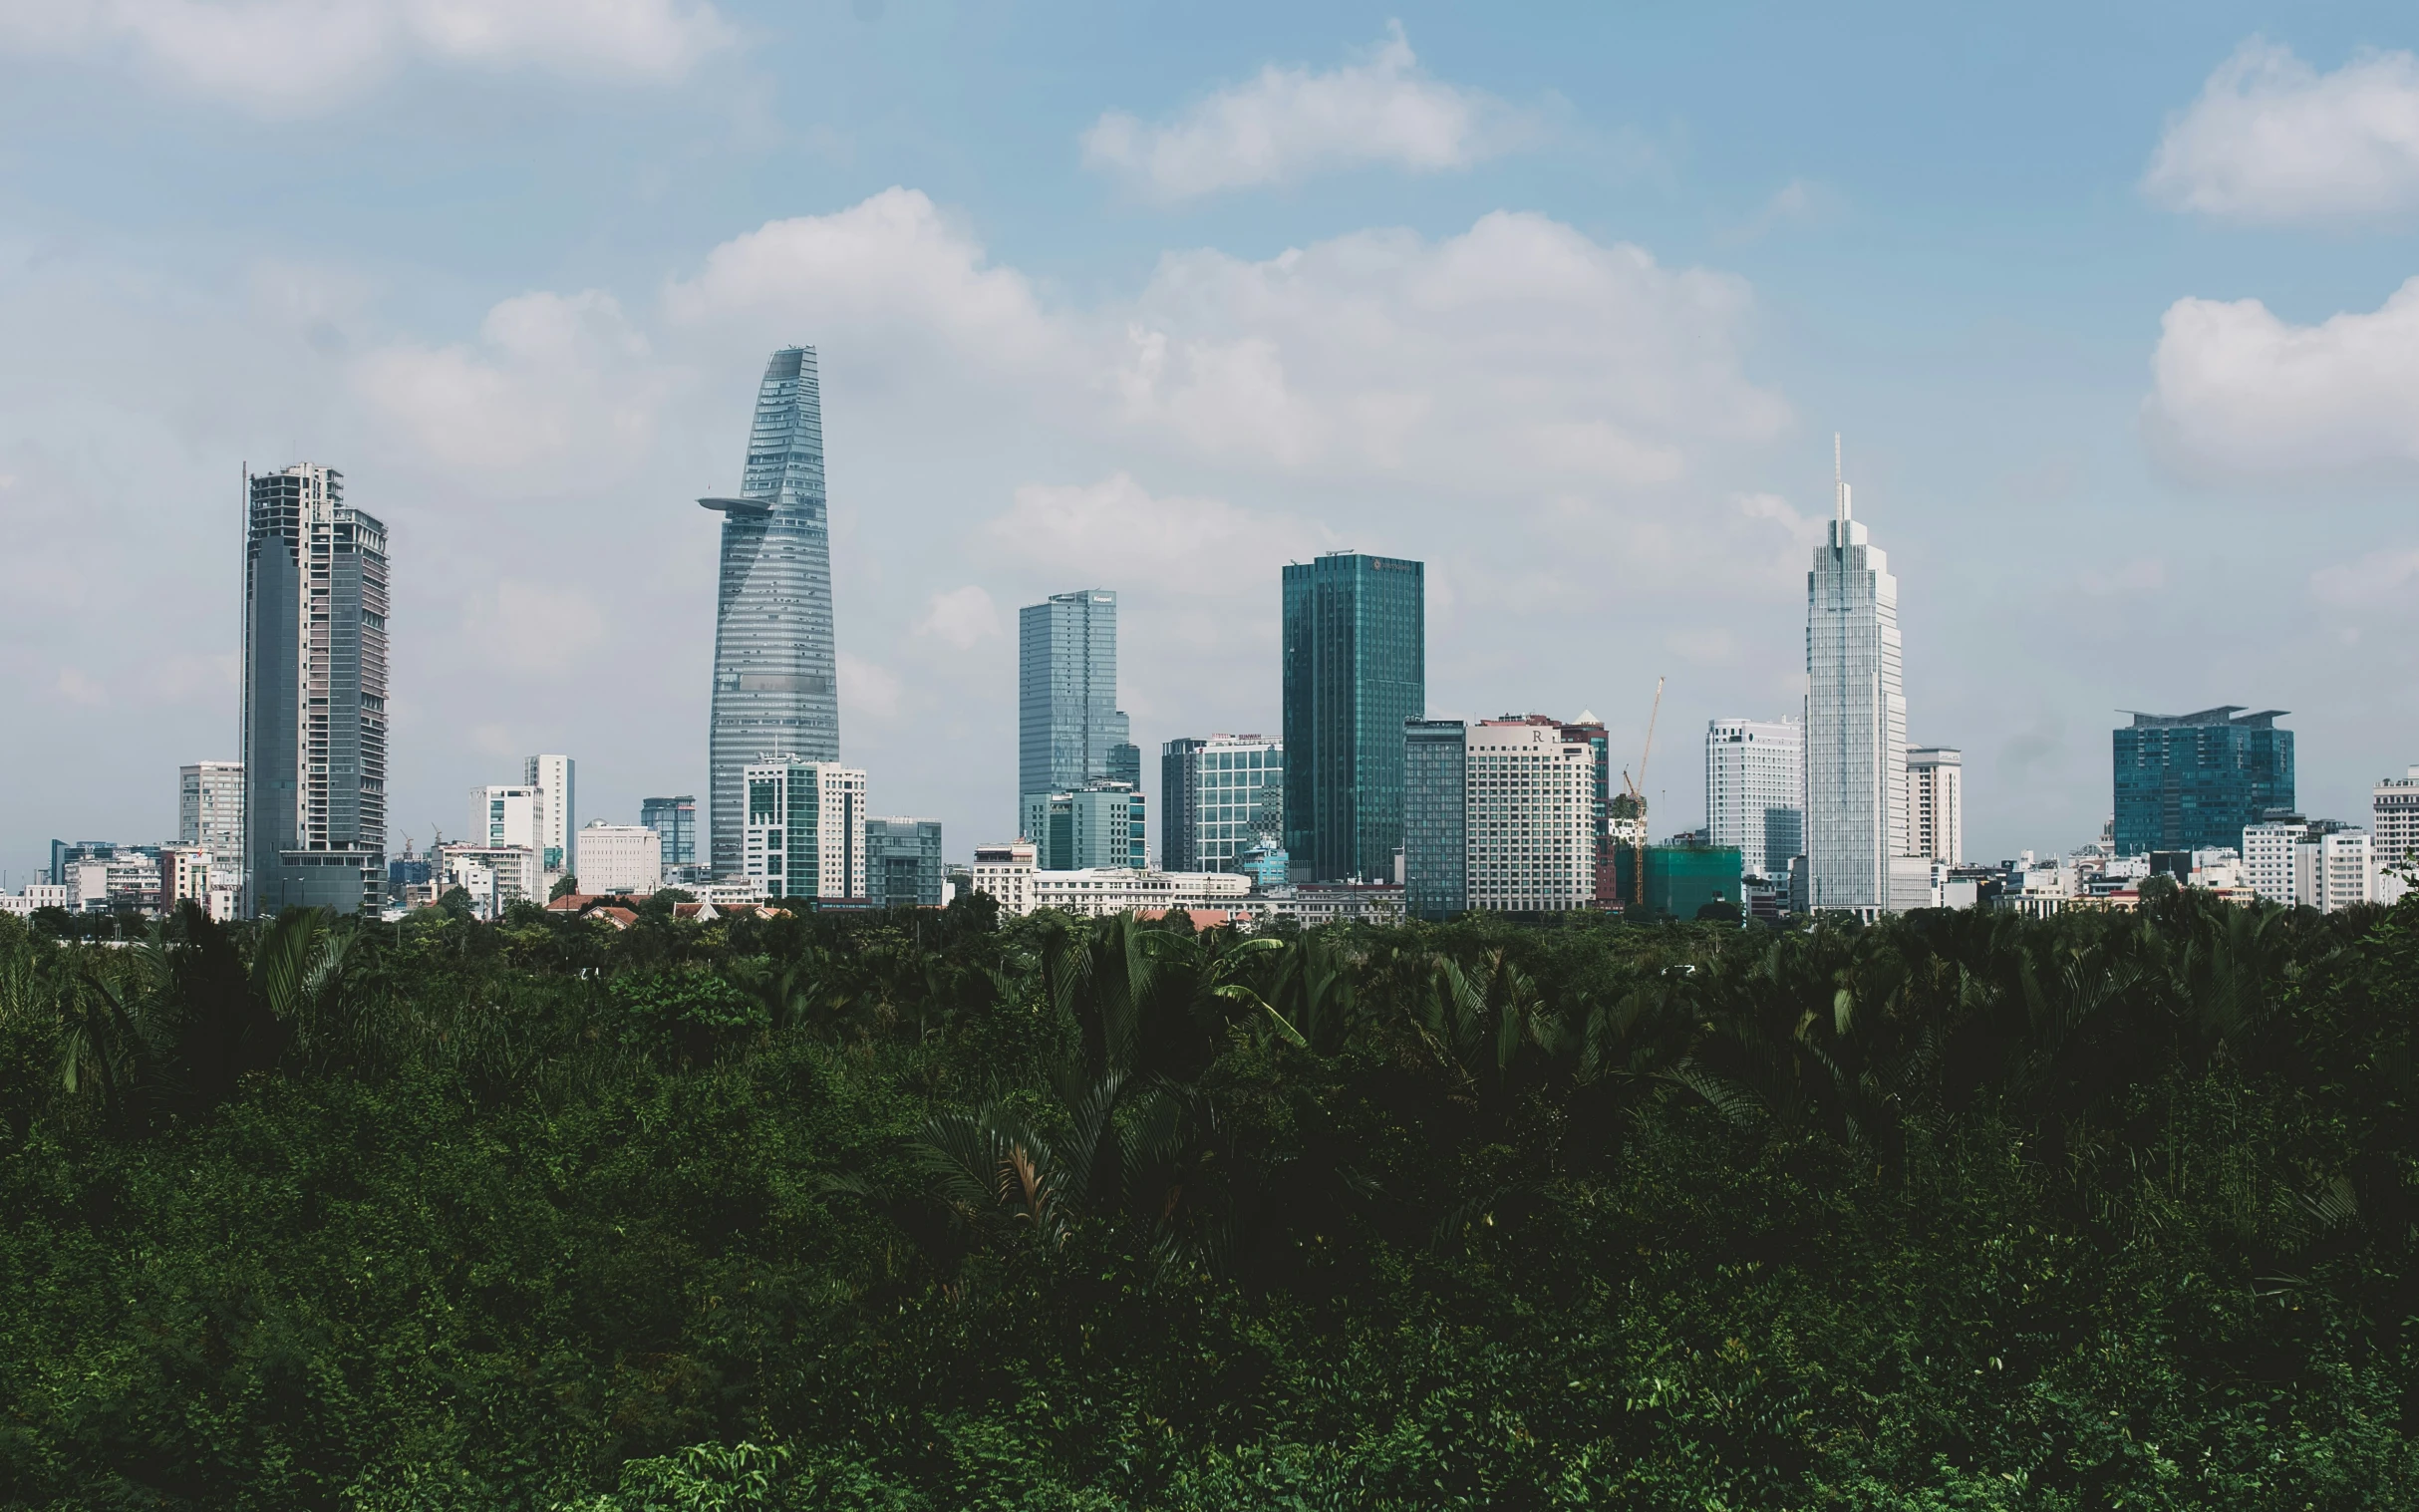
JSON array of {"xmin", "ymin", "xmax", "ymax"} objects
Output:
[
  {"xmin": 353, "ymin": 289, "xmax": 674, "ymax": 480},
  {"xmin": 914, "ymin": 585, "xmax": 1002, "ymax": 650},
  {"xmin": 1081, "ymin": 22, "xmax": 1527, "ymax": 201},
  {"xmin": 2145, "ymin": 39, "xmax": 2419, "ymax": 223},
  {"xmin": 984, "ymin": 472, "xmax": 1328, "ymax": 592},
  {"xmin": 0, "ymin": 0, "xmax": 734, "ymax": 113},
  {"xmin": 2312, "ymin": 547, "xmax": 2419, "ymax": 609},
  {"xmin": 1115, "ymin": 211, "xmax": 1786, "ymax": 486},
  {"xmin": 662, "ymin": 188, "xmax": 1066, "ymax": 390},
  {"xmin": 2144, "ymin": 278, "xmax": 2419, "ymax": 474},
  {"xmin": 54, "ymin": 667, "xmax": 108, "ymax": 707},
  {"xmin": 838, "ymin": 651, "xmax": 902, "ymax": 723}
]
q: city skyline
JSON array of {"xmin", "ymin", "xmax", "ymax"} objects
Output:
[{"xmin": 7, "ymin": 9, "xmax": 2419, "ymax": 882}]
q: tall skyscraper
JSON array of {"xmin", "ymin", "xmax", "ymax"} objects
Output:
[
  {"xmin": 641, "ymin": 795, "xmax": 698, "ymax": 868},
  {"xmin": 2112, "ymin": 708, "xmax": 2293, "ymax": 853},
  {"xmin": 524, "ymin": 754, "xmax": 575, "ymax": 876},
  {"xmin": 1705, "ymin": 719, "xmax": 1804, "ymax": 883},
  {"xmin": 1160, "ymin": 734, "xmax": 1284, "ymax": 872},
  {"xmin": 1906, "ymin": 747, "xmax": 1963, "ymax": 864},
  {"xmin": 241, "ymin": 463, "xmax": 388, "ymax": 916},
  {"xmin": 1282, "ymin": 552, "xmax": 1425, "ymax": 882},
  {"xmin": 179, "ymin": 760, "xmax": 243, "ymax": 853},
  {"xmin": 1804, "ymin": 440, "xmax": 1905, "ymax": 912},
  {"xmin": 1020, "ymin": 589, "xmax": 1132, "ymax": 818},
  {"xmin": 701, "ymin": 348, "xmax": 841, "ymax": 877},
  {"xmin": 1402, "ymin": 718, "xmax": 1468, "ymax": 920}
]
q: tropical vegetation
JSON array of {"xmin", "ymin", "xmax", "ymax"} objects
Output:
[{"xmin": 1, "ymin": 883, "xmax": 2415, "ymax": 1509}]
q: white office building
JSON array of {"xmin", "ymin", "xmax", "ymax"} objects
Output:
[
  {"xmin": 1466, "ymin": 718, "xmax": 1599, "ymax": 914},
  {"xmin": 1704, "ymin": 718, "xmax": 1803, "ymax": 881},
  {"xmin": 473, "ymin": 785, "xmax": 540, "ymax": 853},
  {"xmin": 525, "ymin": 754, "xmax": 576, "ymax": 879},
  {"xmin": 2245, "ymin": 821, "xmax": 2374, "ymax": 913},
  {"xmin": 179, "ymin": 760, "xmax": 243, "ymax": 853},
  {"xmin": 437, "ymin": 842, "xmax": 539, "ymax": 920},
  {"xmin": 1907, "ymin": 748, "xmax": 1963, "ymax": 864},
  {"xmin": 743, "ymin": 759, "xmax": 866, "ymax": 900},
  {"xmin": 2376, "ymin": 766, "xmax": 2419, "ymax": 868},
  {"xmin": 576, "ymin": 822, "xmax": 663, "ymax": 896},
  {"xmin": 1804, "ymin": 439, "xmax": 1908, "ymax": 911},
  {"xmin": 969, "ymin": 840, "xmax": 1253, "ymax": 919}
]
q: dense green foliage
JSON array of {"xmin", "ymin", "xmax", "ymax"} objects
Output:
[{"xmin": 2, "ymin": 888, "xmax": 2417, "ymax": 1509}]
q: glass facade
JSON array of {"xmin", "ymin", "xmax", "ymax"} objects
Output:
[
  {"xmin": 1636, "ymin": 845, "xmax": 1745, "ymax": 919},
  {"xmin": 1402, "ymin": 718, "xmax": 1467, "ymax": 919},
  {"xmin": 641, "ymin": 795, "xmax": 697, "ymax": 868},
  {"xmin": 242, "ymin": 462, "xmax": 388, "ymax": 916},
  {"xmin": 1282, "ymin": 552, "xmax": 1425, "ymax": 882},
  {"xmin": 1021, "ymin": 781, "xmax": 1148, "ymax": 870},
  {"xmin": 1804, "ymin": 459, "xmax": 1904, "ymax": 912},
  {"xmin": 704, "ymin": 348, "xmax": 841, "ymax": 877},
  {"xmin": 1019, "ymin": 590, "xmax": 1130, "ymax": 820},
  {"xmin": 866, "ymin": 817, "xmax": 944, "ymax": 908},
  {"xmin": 2113, "ymin": 708, "xmax": 2293, "ymax": 854},
  {"xmin": 1160, "ymin": 735, "xmax": 1285, "ymax": 873}
]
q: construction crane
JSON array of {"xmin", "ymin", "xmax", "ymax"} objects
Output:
[{"xmin": 1619, "ymin": 676, "xmax": 1664, "ymax": 912}]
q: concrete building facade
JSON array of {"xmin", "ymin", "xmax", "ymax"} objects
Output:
[
  {"xmin": 1465, "ymin": 718, "xmax": 1598, "ymax": 914},
  {"xmin": 179, "ymin": 760, "xmax": 243, "ymax": 853},
  {"xmin": 1907, "ymin": 747, "xmax": 1964, "ymax": 865},
  {"xmin": 1704, "ymin": 718, "xmax": 1804, "ymax": 882},
  {"xmin": 575, "ymin": 823, "xmax": 663, "ymax": 895}
]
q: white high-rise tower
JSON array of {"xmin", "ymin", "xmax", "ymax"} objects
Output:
[{"xmin": 1804, "ymin": 438, "xmax": 1907, "ymax": 911}]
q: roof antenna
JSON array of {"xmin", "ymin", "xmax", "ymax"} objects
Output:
[{"xmin": 1834, "ymin": 433, "xmax": 1851, "ymax": 523}]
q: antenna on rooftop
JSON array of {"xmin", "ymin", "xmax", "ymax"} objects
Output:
[{"xmin": 1834, "ymin": 433, "xmax": 1851, "ymax": 523}]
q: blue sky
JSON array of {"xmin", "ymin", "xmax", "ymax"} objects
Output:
[{"xmin": 4, "ymin": 0, "xmax": 2418, "ymax": 881}]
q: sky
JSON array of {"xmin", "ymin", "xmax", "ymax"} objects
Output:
[{"xmin": 4, "ymin": 0, "xmax": 2419, "ymax": 884}]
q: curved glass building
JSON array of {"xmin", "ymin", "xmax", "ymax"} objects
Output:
[{"xmin": 702, "ymin": 347, "xmax": 840, "ymax": 877}]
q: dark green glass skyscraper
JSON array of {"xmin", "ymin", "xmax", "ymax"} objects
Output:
[{"xmin": 1282, "ymin": 552, "xmax": 1424, "ymax": 882}]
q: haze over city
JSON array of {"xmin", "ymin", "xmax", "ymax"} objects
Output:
[{"xmin": 4, "ymin": 1, "xmax": 2416, "ymax": 882}]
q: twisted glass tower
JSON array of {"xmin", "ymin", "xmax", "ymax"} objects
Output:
[{"xmin": 702, "ymin": 348, "xmax": 840, "ymax": 877}]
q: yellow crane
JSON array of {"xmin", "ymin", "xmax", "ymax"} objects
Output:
[{"xmin": 1619, "ymin": 675, "xmax": 1664, "ymax": 911}]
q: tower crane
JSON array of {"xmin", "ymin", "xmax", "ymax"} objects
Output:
[{"xmin": 1619, "ymin": 675, "xmax": 1664, "ymax": 911}]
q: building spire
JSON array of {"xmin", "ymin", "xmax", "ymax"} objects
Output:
[{"xmin": 1834, "ymin": 433, "xmax": 1851, "ymax": 523}]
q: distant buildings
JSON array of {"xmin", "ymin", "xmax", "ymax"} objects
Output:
[
  {"xmin": 437, "ymin": 843, "xmax": 539, "ymax": 920},
  {"xmin": 2375, "ymin": 766, "xmax": 2419, "ymax": 867},
  {"xmin": 1021, "ymin": 589, "xmax": 1135, "ymax": 821},
  {"xmin": 1906, "ymin": 747, "xmax": 1963, "ymax": 864},
  {"xmin": 472, "ymin": 784, "xmax": 540, "ymax": 854},
  {"xmin": 1283, "ymin": 551, "xmax": 1424, "ymax": 882},
  {"xmin": 742, "ymin": 759, "xmax": 865, "ymax": 900},
  {"xmin": 179, "ymin": 761, "xmax": 242, "ymax": 853},
  {"xmin": 575, "ymin": 823, "xmax": 663, "ymax": 895},
  {"xmin": 1023, "ymin": 781, "xmax": 1148, "ymax": 871},
  {"xmin": 1160, "ymin": 735, "xmax": 1283, "ymax": 873},
  {"xmin": 641, "ymin": 795, "xmax": 697, "ymax": 870},
  {"xmin": 971, "ymin": 839, "xmax": 1247, "ymax": 918},
  {"xmin": 1804, "ymin": 441, "xmax": 1906, "ymax": 912},
  {"xmin": 1704, "ymin": 718, "xmax": 1803, "ymax": 882},
  {"xmin": 702, "ymin": 348, "xmax": 842, "ymax": 878},
  {"xmin": 867, "ymin": 817, "xmax": 944, "ymax": 908},
  {"xmin": 241, "ymin": 462, "xmax": 388, "ymax": 916},
  {"xmin": 2244, "ymin": 819, "xmax": 2372, "ymax": 912},
  {"xmin": 2112, "ymin": 707, "xmax": 2293, "ymax": 854}
]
